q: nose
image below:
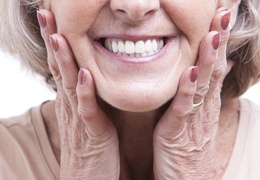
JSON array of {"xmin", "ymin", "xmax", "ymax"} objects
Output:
[{"xmin": 110, "ymin": 0, "xmax": 160, "ymax": 21}]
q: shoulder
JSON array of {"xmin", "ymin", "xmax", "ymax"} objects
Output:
[
  {"xmin": 0, "ymin": 108, "xmax": 35, "ymax": 179},
  {"xmin": 239, "ymin": 98, "xmax": 260, "ymax": 128},
  {"xmin": 231, "ymin": 98, "xmax": 260, "ymax": 179},
  {"xmin": 239, "ymin": 98, "xmax": 260, "ymax": 113},
  {"xmin": 0, "ymin": 105, "xmax": 42, "ymax": 141},
  {"xmin": 0, "ymin": 105, "xmax": 55, "ymax": 179},
  {"xmin": 222, "ymin": 98, "xmax": 260, "ymax": 180},
  {"xmin": 0, "ymin": 107, "xmax": 36, "ymax": 148},
  {"xmin": 238, "ymin": 98, "xmax": 260, "ymax": 141},
  {"xmin": 0, "ymin": 106, "xmax": 40, "ymax": 158},
  {"xmin": 0, "ymin": 108, "xmax": 33, "ymax": 129}
]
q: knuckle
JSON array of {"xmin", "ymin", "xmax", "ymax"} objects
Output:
[
  {"xmin": 211, "ymin": 64, "xmax": 226, "ymax": 80},
  {"xmin": 53, "ymin": 73, "xmax": 62, "ymax": 83},
  {"xmin": 181, "ymin": 88, "xmax": 195, "ymax": 97},
  {"xmin": 205, "ymin": 57, "xmax": 216, "ymax": 66},
  {"xmin": 196, "ymin": 83, "xmax": 210, "ymax": 97},
  {"xmin": 171, "ymin": 105, "xmax": 191, "ymax": 118},
  {"xmin": 48, "ymin": 62, "xmax": 60, "ymax": 77},
  {"xmin": 63, "ymin": 81, "xmax": 76, "ymax": 97},
  {"xmin": 78, "ymin": 106, "xmax": 99, "ymax": 120},
  {"xmin": 77, "ymin": 86, "xmax": 90, "ymax": 99},
  {"xmin": 57, "ymin": 56, "xmax": 70, "ymax": 70}
]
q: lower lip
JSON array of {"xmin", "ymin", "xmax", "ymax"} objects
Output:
[{"xmin": 93, "ymin": 38, "xmax": 175, "ymax": 64}]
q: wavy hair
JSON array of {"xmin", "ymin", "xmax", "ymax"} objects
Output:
[
  {"xmin": 223, "ymin": 0, "xmax": 260, "ymax": 100},
  {"xmin": 0, "ymin": 0, "xmax": 259, "ymax": 101}
]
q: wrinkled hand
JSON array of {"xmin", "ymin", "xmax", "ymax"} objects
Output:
[
  {"xmin": 37, "ymin": 10, "xmax": 120, "ymax": 179},
  {"xmin": 153, "ymin": 8, "xmax": 233, "ymax": 180}
]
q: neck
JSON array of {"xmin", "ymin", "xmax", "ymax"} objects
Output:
[
  {"xmin": 99, "ymin": 100, "xmax": 166, "ymax": 135},
  {"xmin": 97, "ymin": 100, "xmax": 168, "ymax": 179},
  {"xmin": 41, "ymin": 99, "xmax": 168, "ymax": 179}
]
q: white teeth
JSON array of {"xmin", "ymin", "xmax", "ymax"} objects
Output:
[
  {"xmin": 145, "ymin": 40, "xmax": 153, "ymax": 52},
  {"xmin": 112, "ymin": 41, "xmax": 118, "ymax": 53},
  {"xmin": 135, "ymin": 40, "xmax": 145, "ymax": 53},
  {"xmin": 125, "ymin": 40, "xmax": 135, "ymax": 54},
  {"xmin": 159, "ymin": 39, "xmax": 164, "ymax": 49},
  {"xmin": 141, "ymin": 52, "xmax": 147, "ymax": 57},
  {"xmin": 147, "ymin": 51, "xmax": 155, "ymax": 56},
  {"xmin": 118, "ymin": 41, "xmax": 124, "ymax": 53},
  {"xmin": 104, "ymin": 38, "xmax": 164, "ymax": 57},
  {"xmin": 152, "ymin": 39, "xmax": 157, "ymax": 51}
]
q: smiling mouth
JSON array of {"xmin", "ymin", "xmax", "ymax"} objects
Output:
[{"xmin": 99, "ymin": 38, "xmax": 166, "ymax": 57}]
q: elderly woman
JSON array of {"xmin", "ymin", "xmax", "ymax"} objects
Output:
[{"xmin": 0, "ymin": 0, "xmax": 260, "ymax": 179}]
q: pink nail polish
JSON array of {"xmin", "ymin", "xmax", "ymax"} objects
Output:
[
  {"xmin": 221, "ymin": 12, "xmax": 231, "ymax": 30},
  {"xmin": 37, "ymin": 11, "xmax": 47, "ymax": 29},
  {"xmin": 212, "ymin": 33, "xmax": 220, "ymax": 50},
  {"xmin": 50, "ymin": 35, "xmax": 59, "ymax": 52},
  {"xmin": 190, "ymin": 66, "xmax": 198, "ymax": 83},
  {"xmin": 78, "ymin": 68, "xmax": 86, "ymax": 85}
]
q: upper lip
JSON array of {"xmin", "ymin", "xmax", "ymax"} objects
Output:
[{"xmin": 92, "ymin": 33, "xmax": 177, "ymax": 42}]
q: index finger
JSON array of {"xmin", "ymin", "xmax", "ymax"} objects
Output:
[{"xmin": 37, "ymin": 10, "xmax": 58, "ymax": 75}]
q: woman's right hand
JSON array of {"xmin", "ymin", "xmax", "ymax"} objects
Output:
[{"xmin": 37, "ymin": 10, "xmax": 120, "ymax": 179}]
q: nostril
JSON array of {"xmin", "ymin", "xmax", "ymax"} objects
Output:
[{"xmin": 110, "ymin": 0, "xmax": 160, "ymax": 21}]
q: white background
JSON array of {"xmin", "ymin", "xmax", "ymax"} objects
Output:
[
  {"xmin": 0, "ymin": 51, "xmax": 56, "ymax": 118},
  {"xmin": 0, "ymin": 51, "xmax": 260, "ymax": 118}
]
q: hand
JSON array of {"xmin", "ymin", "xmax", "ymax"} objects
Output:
[
  {"xmin": 37, "ymin": 10, "xmax": 120, "ymax": 179},
  {"xmin": 153, "ymin": 8, "xmax": 233, "ymax": 180}
]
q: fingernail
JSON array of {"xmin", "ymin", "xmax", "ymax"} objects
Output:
[
  {"xmin": 37, "ymin": 11, "xmax": 47, "ymax": 29},
  {"xmin": 221, "ymin": 12, "xmax": 231, "ymax": 30},
  {"xmin": 78, "ymin": 68, "xmax": 86, "ymax": 85},
  {"xmin": 50, "ymin": 35, "xmax": 59, "ymax": 52},
  {"xmin": 212, "ymin": 33, "xmax": 220, "ymax": 50},
  {"xmin": 190, "ymin": 66, "xmax": 198, "ymax": 83}
]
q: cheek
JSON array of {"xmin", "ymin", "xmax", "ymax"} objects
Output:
[
  {"xmin": 51, "ymin": 0, "xmax": 108, "ymax": 37},
  {"xmin": 163, "ymin": 0, "xmax": 217, "ymax": 46},
  {"xmin": 50, "ymin": 0, "xmax": 109, "ymax": 68}
]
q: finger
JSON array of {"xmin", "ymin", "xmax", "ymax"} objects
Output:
[
  {"xmin": 193, "ymin": 31, "xmax": 220, "ymax": 103},
  {"xmin": 37, "ymin": 10, "xmax": 72, "ymax": 139},
  {"xmin": 210, "ymin": 8, "xmax": 231, "ymax": 83},
  {"xmin": 155, "ymin": 66, "xmax": 197, "ymax": 140},
  {"xmin": 49, "ymin": 34, "xmax": 79, "ymax": 109},
  {"xmin": 75, "ymin": 68, "xmax": 114, "ymax": 139},
  {"xmin": 37, "ymin": 10, "xmax": 58, "ymax": 79},
  {"xmin": 211, "ymin": 8, "xmax": 231, "ymax": 47},
  {"xmin": 37, "ymin": 10, "xmax": 66, "ymax": 101}
]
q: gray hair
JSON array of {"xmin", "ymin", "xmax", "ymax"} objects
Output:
[
  {"xmin": 223, "ymin": 0, "xmax": 260, "ymax": 100},
  {"xmin": 0, "ymin": 0, "xmax": 54, "ymax": 87}
]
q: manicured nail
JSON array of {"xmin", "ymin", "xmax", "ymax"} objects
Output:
[
  {"xmin": 37, "ymin": 11, "xmax": 47, "ymax": 29},
  {"xmin": 212, "ymin": 33, "xmax": 220, "ymax": 50},
  {"xmin": 190, "ymin": 66, "xmax": 198, "ymax": 83},
  {"xmin": 78, "ymin": 68, "xmax": 86, "ymax": 85},
  {"xmin": 221, "ymin": 12, "xmax": 231, "ymax": 30},
  {"xmin": 50, "ymin": 35, "xmax": 59, "ymax": 52}
]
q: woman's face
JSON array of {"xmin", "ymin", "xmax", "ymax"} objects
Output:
[{"xmin": 49, "ymin": 0, "xmax": 221, "ymax": 112}]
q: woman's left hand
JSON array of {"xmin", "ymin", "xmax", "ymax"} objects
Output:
[{"xmin": 153, "ymin": 8, "xmax": 233, "ymax": 180}]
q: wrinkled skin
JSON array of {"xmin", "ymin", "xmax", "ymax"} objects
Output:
[{"xmin": 37, "ymin": 0, "xmax": 237, "ymax": 179}]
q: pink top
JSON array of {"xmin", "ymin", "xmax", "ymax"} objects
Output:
[
  {"xmin": 0, "ymin": 98, "xmax": 259, "ymax": 179},
  {"xmin": 223, "ymin": 98, "xmax": 260, "ymax": 180}
]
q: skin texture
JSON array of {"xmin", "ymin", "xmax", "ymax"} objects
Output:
[
  {"xmin": 44, "ymin": 0, "xmax": 220, "ymax": 112},
  {"xmin": 38, "ymin": 0, "xmax": 241, "ymax": 179}
]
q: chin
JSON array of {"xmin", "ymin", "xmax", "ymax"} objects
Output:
[{"xmin": 98, "ymin": 87, "xmax": 175, "ymax": 112}]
